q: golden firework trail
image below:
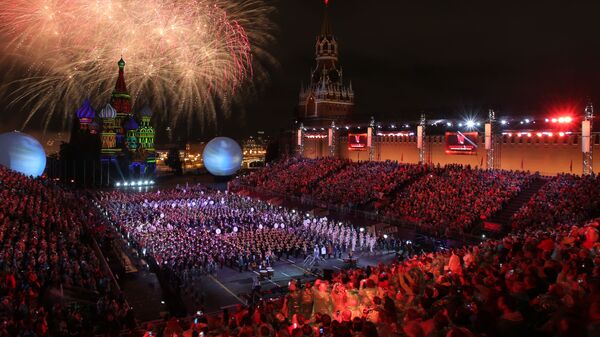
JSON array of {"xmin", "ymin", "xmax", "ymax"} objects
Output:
[{"xmin": 0, "ymin": 0, "xmax": 275, "ymax": 131}]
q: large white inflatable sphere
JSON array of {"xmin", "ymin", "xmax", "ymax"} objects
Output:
[
  {"xmin": 0, "ymin": 131, "xmax": 46, "ymax": 177},
  {"xmin": 202, "ymin": 137, "xmax": 242, "ymax": 176}
]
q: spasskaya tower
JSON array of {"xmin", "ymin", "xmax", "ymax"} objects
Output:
[{"xmin": 297, "ymin": 3, "xmax": 355, "ymax": 126}]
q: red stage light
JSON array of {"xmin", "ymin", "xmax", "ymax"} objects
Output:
[{"xmin": 550, "ymin": 116, "xmax": 573, "ymax": 124}]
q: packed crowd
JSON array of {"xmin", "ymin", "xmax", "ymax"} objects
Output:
[
  {"xmin": 236, "ymin": 157, "xmax": 348, "ymax": 195},
  {"xmin": 236, "ymin": 159, "xmax": 539, "ymax": 235},
  {"xmin": 512, "ymin": 174, "xmax": 600, "ymax": 230},
  {"xmin": 311, "ymin": 161, "xmax": 430, "ymax": 208},
  {"xmin": 153, "ymin": 219, "xmax": 600, "ymax": 337},
  {"xmin": 236, "ymin": 158, "xmax": 430, "ymax": 209},
  {"xmin": 0, "ymin": 166, "xmax": 132, "ymax": 336},
  {"xmin": 384, "ymin": 166, "xmax": 533, "ymax": 236},
  {"xmin": 96, "ymin": 186, "xmax": 376, "ymax": 279},
  {"xmin": 4, "ymin": 156, "xmax": 600, "ymax": 337}
]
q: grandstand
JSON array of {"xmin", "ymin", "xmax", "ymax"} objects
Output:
[{"xmin": 1, "ymin": 159, "xmax": 599, "ymax": 336}]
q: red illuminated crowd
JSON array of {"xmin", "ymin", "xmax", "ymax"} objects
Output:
[
  {"xmin": 311, "ymin": 161, "xmax": 430, "ymax": 208},
  {"xmin": 152, "ymin": 219, "xmax": 600, "ymax": 337},
  {"xmin": 0, "ymin": 166, "xmax": 133, "ymax": 337},
  {"xmin": 238, "ymin": 159, "xmax": 536, "ymax": 235},
  {"xmin": 383, "ymin": 165, "xmax": 533, "ymax": 236},
  {"xmin": 512, "ymin": 174, "xmax": 600, "ymax": 230},
  {"xmin": 238, "ymin": 157, "xmax": 348, "ymax": 195},
  {"xmin": 2, "ymin": 157, "xmax": 600, "ymax": 337}
]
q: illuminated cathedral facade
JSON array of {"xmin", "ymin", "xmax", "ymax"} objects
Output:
[{"xmin": 73, "ymin": 58, "xmax": 156, "ymax": 178}]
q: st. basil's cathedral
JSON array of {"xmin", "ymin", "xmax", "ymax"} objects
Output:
[{"xmin": 71, "ymin": 58, "xmax": 156, "ymax": 178}]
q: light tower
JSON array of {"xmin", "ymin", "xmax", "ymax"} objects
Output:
[
  {"xmin": 297, "ymin": 122, "xmax": 305, "ymax": 157},
  {"xmin": 485, "ymin": 109, "xmax": 496, "ymax": 170},
  {"xmin": 368, "ymin": 116, "xmax": 375, "ymax": 161},
  {"xmin": 418, "ymin": 114, "xmax": 426, "ymax": 165},
  {"xmin": 328, "ymin": 121, "xmax": 336, "ymax": 157},
  {"xmin": 583, "ymin": 100, "xmax": 594, "ymax": 175}
]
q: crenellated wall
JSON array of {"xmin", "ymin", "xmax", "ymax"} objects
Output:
[{"xmin": 301, "ymin": 133, "xmax": 600, "ymax": 176}]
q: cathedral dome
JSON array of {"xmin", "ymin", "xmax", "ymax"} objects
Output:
[
  {"xmin": 99, "ymin": 103, "xmax": 117, "ymax": 119},
  {"xmin": 124, "ymin": 117, "xmax": 139, "ymax": 130},
  {"xmin": 76, "ymin": 99, "xmax": 95, "ymax": 119},
  {"xmin": 140, "ymin": 105, "xmax": 153, "ymax": 117}
]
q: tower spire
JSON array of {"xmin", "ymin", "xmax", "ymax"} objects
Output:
[
  {"xmin": 111, "ymin": 57, "xmax": 132, "ymax": 116},
  {"xmin": 321, "ymin": 2, "xmax": 333, "ymax": 37}
]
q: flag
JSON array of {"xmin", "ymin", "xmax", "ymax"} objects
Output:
[
  {"xmin": 480, "ymin": 157, "xmax": 484, "ymax": 167},
  {"xmin": 521, "ymin": 158, "xmax": 524, "ymax": 170}
]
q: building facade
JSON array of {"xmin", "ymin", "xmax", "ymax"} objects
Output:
[
  {"xmin": 290, "ymin": 7, "xmax": 598, "ymax": 176},
  {"xmin": 297, "ymin": 9, "xmax": 355, "ymax": 127},
  {"xmin": 73, "ymin": 58, "xmax": 156, "ymax": 179}
]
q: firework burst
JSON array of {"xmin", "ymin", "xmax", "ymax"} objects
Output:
[{"xmin": 0, "ymin": 0, "xmax": 275, "ymax": 130}]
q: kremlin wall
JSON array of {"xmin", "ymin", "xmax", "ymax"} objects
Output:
[
  {"xmin": 301, "ymin": 131, "xmax": 600, "ymax": 176},
  {"xmin": 293, "ymin": 8, "xmax": 598, "ymax": 177}
]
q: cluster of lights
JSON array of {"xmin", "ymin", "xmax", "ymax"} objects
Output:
[
  {"xmin": 184, "ymin": 153, "xmax": 202, "ymax": 163},
  {"xmin": 243, "ymin": 149, "xmax": 266, "ymax": 155},
  {"xmin": 376, "ymin": 132, "xmax": 415, "ymax": 137},
  {"xmin": 305, "ymin": 134, "xmax": 328, "ymax": 139},
  {"xmin": 519, "ymin": 118, "xmax": 533, "ymax": 125},
  {"xmin": 545, "ymin": 116, "xmax": 573, "ymax": 124},
  {"xmin": 300, "ymin": 115, "xmax": 577, "ymax": 134},
  {"xmin": 502, "ymin": 131, "xmax": 572, "ymax": 138},
  {"xmin": 115, "ymin": 180, "xmax": 155, "ymax": 187}
]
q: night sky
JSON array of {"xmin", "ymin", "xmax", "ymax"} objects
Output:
[
  {"xmin": 237, "ymin": 0, "xmax": 600, "ymax": 136},
  {"xmin": 3, "ymin": 0, "xmax": 600, "ymax": 140}
]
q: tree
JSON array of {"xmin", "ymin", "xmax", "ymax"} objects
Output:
[{"xmin": 165, "ymin": 147, "xmax": 183, "ymax": 175}]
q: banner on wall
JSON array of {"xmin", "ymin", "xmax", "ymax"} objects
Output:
[
  {"xmin": 328, "ymin": 128, "xmax": 333, "ymax": 147},
  {"xmin": 297, "ymin": 129, "xmax": 302, "ymax": 146},
  {"xmin": 485, "ymin": 123, "xmax": 492, "ymax": 150},
  {"xmin": 417, "ymin": 125, "xmax": 423, "ymax": 149},
  {"xmin": 348, "ymin": 133, "xmax": 368, "ymax": 151},
  {"xmin": 445, "ymin": 131, "xmax": 478, "ymax": 155},
  {"xmin": 582, "ymin": 120, "xmax": 591, "ymax": 153}
]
